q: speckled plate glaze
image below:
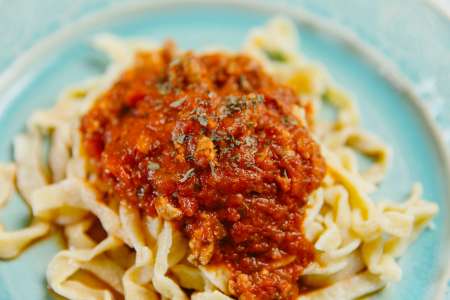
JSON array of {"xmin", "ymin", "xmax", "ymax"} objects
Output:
[{"xmin": 0, "ymin": 1, "xmax": 448, "ymax": 299}]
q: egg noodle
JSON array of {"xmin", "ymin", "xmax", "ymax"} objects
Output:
[{"xmin": 0, "ymin": 18, "xmax": 438, "ymax": 300}]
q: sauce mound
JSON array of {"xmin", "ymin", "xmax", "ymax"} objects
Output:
[{"xmin": 81, "ymin": 44, "xmax": 325, "ymax": 300}]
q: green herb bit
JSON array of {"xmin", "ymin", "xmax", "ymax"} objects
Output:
[
  {"xmin": 248, "ymin": 93, "xmax": 264, "ymax": 105},
  {"xmin": 198, "ymin": 115, "xmax": 208, "ymax": 126},
  {"xmin": 170, "ymin": 96, "xmax": 187, "ymax": 108},
  {"xmin": 226, "ymin": 95, "xmax": 243, "ymax": 112},
  {"xmin": 263, "ymin": 49, "xmax": 287, "ymax": 63},
  {"xmin": 231, "ymin": 153, "xmax": 241, "ymax": 162},
  {"xmin": 148, "ymin": 161, "xmax": 160, "ymax": 171},
  {"xmin": 244, "ymin": 136, "xmax": 257, "ymax": 147},
  {"xmin": 255, "ymin": 94, "xmax": 264, "ymax": 103},
  {"xmin": 225, "ymin": 134, "xmax": 235, "ymax": 143},
  {"xmin": 172, "ymin": 132, "xmax": 186, "ymax": 144},
  {"xmin": 180, "ymin": 168, "xmax": 195, "ymax": 183},
  {"xmin": 156, "ymin": 81, "xmax": 171, "ymax": 95},
  {"xmin": 221, "ymin": 147, "xmax": 230, "ymax": 155},
  {"xmin": 210, "ymin": 131, "xmax": 222, "ymax": 142},
  {"xmin": 222, "ymin": 95, "xmax": 244, "ymax": 117},
  {"xmin": 282, "ymin": 116, "xmax": 298, "ymax": 126},
  {"xmin": 192, "ymin": 108, "xmax": 208, "ymax": 126}
]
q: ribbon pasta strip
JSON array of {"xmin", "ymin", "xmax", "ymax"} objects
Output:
[{"xmin": 0, "ymin": 17, "xmax": 438, "ymax": 300}]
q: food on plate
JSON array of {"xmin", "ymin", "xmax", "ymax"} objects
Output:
[{"xmin": 0, "ymin": 18, "xmax": 438, "ymax": 300}]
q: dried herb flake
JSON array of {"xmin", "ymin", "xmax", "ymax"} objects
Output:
[
  {"xmin": 156, "ymin": 81, "xmax": 171, "ymax": 95},
  {"xmin": 170, "ymin": 97, "xmax": 187, "ymax": 108},
  {"xmin": 173, "ymin": 133, "xmax": 186, "ymax": 144},
  {"xmin": 148, "ymin": 161, "xmax": 160, "ymax": 171},
  {"xmin": 179, "ymin": 168, "xmax": 195, "ymax": 183},
  {"xmin": 198, "ymin": 115, "xmax": 208, "ymax": 126}
]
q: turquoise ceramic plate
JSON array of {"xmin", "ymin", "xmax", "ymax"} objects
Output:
[{"xmin": 0, "ymin": 1, "xmax": 448, "ymax": 299}]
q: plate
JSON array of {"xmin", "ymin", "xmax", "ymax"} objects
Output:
[{"xmin": 0, "ymin": 1, "xmax": 448, "ymax": 299}]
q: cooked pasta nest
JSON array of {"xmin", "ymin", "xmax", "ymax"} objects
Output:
[{"xmin": 0, "ymin": 18, "xmax": 438, "ymax": 300}]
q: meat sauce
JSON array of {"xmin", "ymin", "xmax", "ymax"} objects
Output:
[{"xmin": 80, "ymin": 43, "xmax": 325, "ymax": 300}]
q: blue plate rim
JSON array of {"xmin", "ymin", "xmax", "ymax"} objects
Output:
[{"xmin": 0, "ymin": 0, "xmax": 448, "ymax": 298}]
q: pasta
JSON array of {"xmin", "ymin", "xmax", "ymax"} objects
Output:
[{"xmin": 0, "ymin": 17, "xmax": 438, "ymax": 300}]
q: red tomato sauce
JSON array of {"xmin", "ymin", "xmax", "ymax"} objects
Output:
[{"xmin": 80, "ymin": 43, "xmax": 325, "ymax": 300}]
